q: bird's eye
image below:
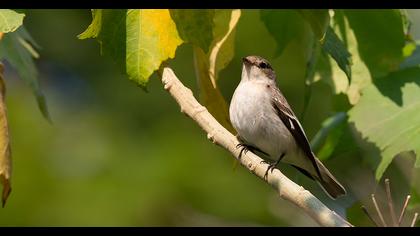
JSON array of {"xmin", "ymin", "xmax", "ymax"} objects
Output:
[{"xmin": 259, "ymin": 62, "xmax": 269, "ymax": 69}]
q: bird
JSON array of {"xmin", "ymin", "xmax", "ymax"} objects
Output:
[{"xmin": 229, "ymin": 55, "xmax": 346, "ymax": 199}]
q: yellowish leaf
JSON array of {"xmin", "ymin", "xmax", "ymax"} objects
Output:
[
  {"xmin": 126, "ymin": 9, "xmax": 183, "ymax": 88},
  {"xmin": 209, "ymin": 9, "xmax": 241, "ymax": 87},
  {"xmin": 194, "ymin": 46, "xmax": 234, "ymax": 133},
  {"xmin": 193, "ymin": 10, "xmax": 241, "ymax": 133}
]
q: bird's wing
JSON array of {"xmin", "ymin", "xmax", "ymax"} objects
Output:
[{"xmin": 271, "ymin": 87, "xmax": 322, "ymax": 180}]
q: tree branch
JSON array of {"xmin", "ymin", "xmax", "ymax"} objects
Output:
[{"xmin": 161, "ymin": 67, "xmax": 352, "ymax": 227}]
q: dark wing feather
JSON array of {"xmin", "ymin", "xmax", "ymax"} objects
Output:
[{"xmin": 271, "ymin": 87, "xmax": 322, "ymax": 180}]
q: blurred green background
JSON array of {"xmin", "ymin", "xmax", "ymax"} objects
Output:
[{"xmin": 0, "ymin": 9, "xmax": 419, "ymax": 226}]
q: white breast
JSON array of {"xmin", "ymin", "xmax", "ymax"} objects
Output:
[{"xmin": 229, "ymin": 81, "xmax": 297, "ymax": 161}]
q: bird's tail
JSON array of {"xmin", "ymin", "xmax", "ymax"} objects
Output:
[{"xmin": 314, "ymin": 158, "xmax": 346, "ymax": 199}]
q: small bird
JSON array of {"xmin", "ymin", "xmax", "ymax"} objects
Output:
[{"xmin": 229, "ymin": 55, "xmax": 346, "ymax": 199}]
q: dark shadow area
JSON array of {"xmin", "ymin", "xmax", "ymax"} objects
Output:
[{"xmin": 374, "ymin": 67, "xmax": 420, "ymax": 106}]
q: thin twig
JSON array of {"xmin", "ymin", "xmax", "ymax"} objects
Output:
[
  {"xmin": 361, "ymin": 205, "xmax": 380, "ymax": 227},
  {"xmin": 371, "ymin": 194, "xmax": 387, "ymax": 226},
  {"xmin": 411, "ymin": 213, "xmax": 418, "ymax": 227},
  {"xmin": 385, "ymin": 179, "xmax": 397, "ymax": 226},
  {"xmin": 398, "ymin": 195, "xmax": 411, "ymax": 226},
  {"xmin": 160, "ymin": 67, "xmax": 352, "ymax": 227}
]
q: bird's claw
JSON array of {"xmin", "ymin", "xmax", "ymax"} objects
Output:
[
  {"xmin": 236, "ymin": 143, "xmax": 249, "ymax": 159},
  {"xmin": 263, "ymin": 163, "xmax": 277, "ymax": 180},
  {"xmin": 262, "ymin": 153, "xmax": 285, "ymax": 180}
]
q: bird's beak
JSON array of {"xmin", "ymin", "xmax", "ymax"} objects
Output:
[{"xmin": 242, "ymin": 57, "xmax": 251, "ymax": 66}]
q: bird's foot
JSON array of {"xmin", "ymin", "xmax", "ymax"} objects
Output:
[
  {"xmin": 262, "ymin": 162, "xmax": 277, "ymax": 180},
  {"xmin": 261, "ymin": 153, "xmax": 285, "ymax": 180},
  {"xmin": 236, "ymin": 143, "xmax": 251, "ymax": 159}
]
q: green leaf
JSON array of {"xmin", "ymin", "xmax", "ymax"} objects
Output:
[
  {"xmin": 78, "ymin": 9, "xmax": 102, "ymax": 39},
  {"xmin": 170, "ymin": 10, "xmax": 215, "ymax": 53},
  {"xmin": 16, "ymin": 27, "xmax": 41, "ymax": 58},
  {"xmin": 126, "ymin": 9, "xmax": 183, "ymax": 89},
  {"xmin": 297, "ymin": 9, "xmax": 330, "ymax": 40},
  {"xmin": 260, "ymin": 10, "xmax": 306, "ymax": 56},
  {"xmin": 344, "ymin": 10, "xmax": 406, "ymax": 78},
  {"xmin": 313, "ymin": 50, "xmax": 349, "ymax": 95},
  {"xmin": 0, "ymin": 9, "xmax": 25, "ymax": 33},
  {"xmin": 310, "ymin": 112, "xmax": 347, "ymax": 161},
  {"xmin": 79, "ymin": 9, "xmax": 184, "ymax": 89},
  {"xmin": 333, "ymin": 10, "xmax": 348, "ymax": 48},
  {"xmin": 348, "ymin": 67, "xmax": 420, "ymax": 180},
  {"xmin": 78, "ymin": 10, "xmax": 126, "ymax": 73},
  {"xmin": 321, "ymin": 27, "xmax": 352, "ymax": 81},
  {"xmin": 0, "ymin": 28, "xmax": 50, "ymax": 122},
  {"xmin": 314, "ymin": 15, "xmax": 371, "ymax": 105}
]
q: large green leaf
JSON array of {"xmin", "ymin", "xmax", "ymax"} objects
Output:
[
  {"xmin": 0, "ymin": 28, "xmax": 50, "ymax": 121},
  {"xmin": 344, "ymin": 10, "xmax": 405, "ymax": 78},
  {"xmin": 260, "ymin": 10, "xmax": 306, "ymax": 57},
  {"xmin": 126, "ymin": 9, "xmax": 183, "ymax": 89},
  {"xmin": 0, "ymin": 9, "xmax": 25, "ymax": 33},
  {"xmin": 78, "ymin": 9, "xmax": 127, "ymax": 73},
  {"xmin": 348, "ymin": 67, "xmax": 420, "ymax": 180},
  {"xmin": 169, "ymin": 10, "xmax": 215, "ymax": 53}
]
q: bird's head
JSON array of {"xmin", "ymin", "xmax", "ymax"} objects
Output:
[{"xmin": 241, "ymin": 55, "xmax": 276, "ymax": 82}]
